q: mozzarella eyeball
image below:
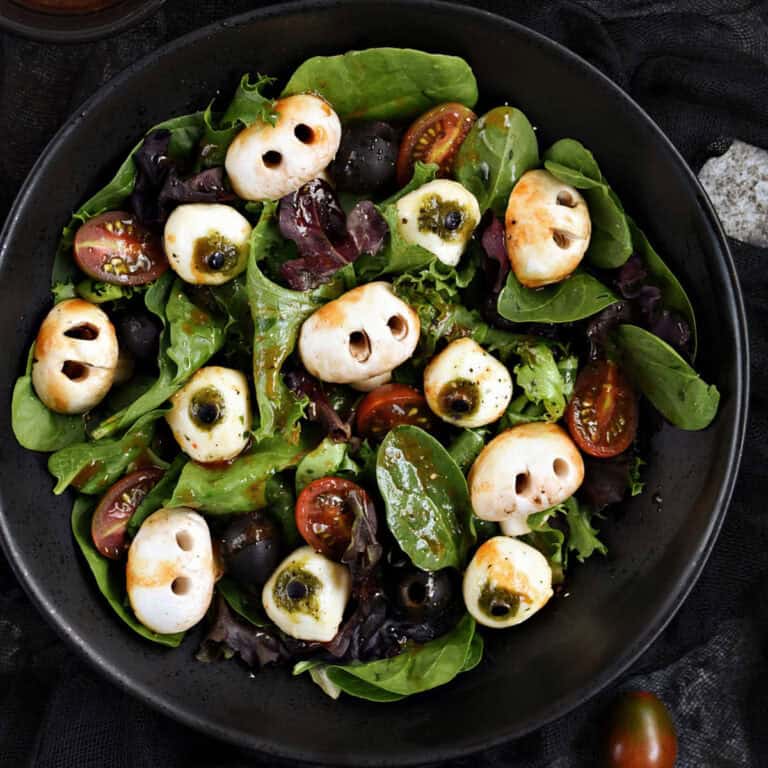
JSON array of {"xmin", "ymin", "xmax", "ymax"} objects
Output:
[
  {"xmin": 166, "ymin": 366, "xmax": 251, "ymax": 463},
  {"xmin": 396, "ymin": 179, "xmax": 481, "ymax": 267},
  {"xmin": 163, "ymin": 204, "xmax": 251, "ymax": 285},
  {"xmin": 31, "ymin": 299, "xmax": 118, "ymax": 414},
  {"xmin": 262, "ymin": 545, "xmax": 351, "ymax": 642},
  {"xmin": 127, "ymin": 507, "xmax": 215, "ymax": 634},
  {"xmin": 463, "ymin": 536, "xmax": 553, "ymax": 628},
  {"xmin": 469, "ymin": 422, "xmax": 584, "ymax": 535},
  {"xmin": 423, "ymin": 338, "xmax": 512, "ymax": 428},
  {"xmin": 505, "ymin": 169, "xmax": 591, "ymax": 288},
  {"xmin": 225, "ymin": 94, "xmax": 342, "ymax": 201},
  {"xmin": 298, "ymin": 282, "xmax": 420, "ymax": 387}
]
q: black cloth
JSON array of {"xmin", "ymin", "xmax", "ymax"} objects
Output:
[{"xmin": 1, "ymin": 1, "xmax": 767, "ymax": 765}]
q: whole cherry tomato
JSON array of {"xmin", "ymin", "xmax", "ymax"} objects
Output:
[
  {"xmin": 607, "ymin": 690, "xmax": 677, "ymax": 768},
  {"xmin": 396, "ymin": 103, "xmax": 476, "ymax": 186},
  {"xmin": 356, "ymin": 383, "xmax": 434, "ymax": 441},
  {"xmin": 566, "ymin": 359, "xmax": 638, "ymax": 458},
  {"xmin": 74, "ymin": 211, "xmax": 168, "ymax": 285}
]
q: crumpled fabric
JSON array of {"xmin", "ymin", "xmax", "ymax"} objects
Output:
[{"xmin": 1, "ymin": 1, "xmax": 767, "ymax": 766}]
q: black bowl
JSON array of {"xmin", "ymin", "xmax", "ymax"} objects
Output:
[{"xmin": 0, "ymin": 1, "xmax": 748, "ymax": 764}]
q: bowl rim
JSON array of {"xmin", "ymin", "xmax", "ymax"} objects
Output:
[{"xmin": 0, "ymin": 0, "xmax": 750, "ymax": 763}]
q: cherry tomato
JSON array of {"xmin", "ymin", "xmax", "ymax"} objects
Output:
[
  {"xmin": 295, "ymin": 477, "xmax": 372, "ymax": 560},
  {"xmin": 91, "ymin": 467, "xmax": 164, "ymax": 559},
  {"xmin": 74, "ymin": 211, "xmax": 168, "ymax": 285},
  {"xmin": 396, "ymin": 103, "xmax": 476, "ymax": 186},
  {"xmin": 607, "ymin": 691, "xmax": 677, "ymax": 768},
  {"xmin": 566, "ymin": 359, "xmax": 638, "ymax": 458},
  {"xmin": 356, "ymin": 383, "xmax": 434, "ymax": 440}
]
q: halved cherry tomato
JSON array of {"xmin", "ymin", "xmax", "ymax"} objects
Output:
[
  {"xmin": 91, "ymin": 467, "xmax": 164, "ymax": 559},
  {"xmin": 566, "ymin": 359, "xmax": 638, "ymax": 458},
  {"xmin": 295, "ymin": 477, "xmax": 372, "ymax": 560},
  {"xmin": 74, "ymin": 211, "xmax": 168, "ymax": 285},
  {"xmin": 356, "ymin": 383, "xmax": 434, "ymax": 440},
  {"xmin": 396, "ymin": 103, "xmax": 477, "ymax": 186},
  {"xmin": 607, "ymin": 690, "xmax": 677, "ymax": 768}
]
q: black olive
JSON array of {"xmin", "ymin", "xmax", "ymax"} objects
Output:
[
  {"xmin": 396, "ymin": 569, "xmax": 455, "ymax": 622},
  {"xmin": 329, "ymin": 121, "xmax": 398, "ymax": 194},
  {"xmin": 220, "ymin": 512, "xmax": 282, "ymax": 588},
  {"xmin": 286, "ymin": 580, "xmax": 308, "ymax": 600},
  {"xmin": 114, "ymin": 309, "xmax": 162, "ymax": 362},
  {"xmin": 206, "ymin": 251, "xmax": 227, "ymax": 270},
  {"xmin": 443, "ymin": 210, "xmax": 463, "ymax": 231},
  {"xmin": 195, "ymin": 402, "xmax": 220, "ymax": 424}
]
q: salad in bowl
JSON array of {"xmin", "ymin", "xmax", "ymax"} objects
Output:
[{"xmin": 10, "ymin": 47, "xmax": 719, "ymax": 702}]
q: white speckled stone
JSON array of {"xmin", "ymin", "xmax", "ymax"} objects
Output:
[{"xmin": 699, "ymin": 140, "xmax": 768, "ymax": 247}]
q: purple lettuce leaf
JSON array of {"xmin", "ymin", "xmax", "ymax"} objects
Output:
[
  {"xmin": 283, "ymin": 367, "xmax": 353, "ymax": 442},
  {"xmin": 347, "ymin": 201, "xmax": 388, "ymax": 256},
  {"xmin": 579, "ymin": 452, "xmax": 634, "ymax": 510}
]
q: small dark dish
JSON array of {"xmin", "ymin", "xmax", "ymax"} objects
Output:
[{"xmin": 0, "ymin": 1, "xmax": 748, "ymax": 764}]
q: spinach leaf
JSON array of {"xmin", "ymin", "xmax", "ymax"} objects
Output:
[
  {"xmin": 628, "ymin": 218, "xmax": 697, "ymax": 355},
  {"xmin": 48, "ymin": 410, "xmax": 165, "ymax": 495},
  {"xmin": 265, "ymin": 474, "xmax": 301, "ymax": 549},
  {"xmin": 454, "ymin": 106, "xmax": 539, "ymax": 217},
  {"xmin": 497, "ymin": 269, "xmax": 618, "ymax": 324},
  {"xmin": 324, "ymin": 613, "xmax": 476, "ymax": 699},
  {"xmin": 282, "ymin": 48, "xmax": 478, "ymax": 121},
  {"xmin": 295, "ymin": 437, "xmax": 359, "ymax": 493},
  {"xmin": 11, "ymin": 346, "xmax": 86, "ymax": 452},
  {"xmin": 380, "ymin": 161, "xmax": 438, "ymax": 207},
  {"xmin": 514, "ymin": 343, "xmax": 577, "ymax": 421},
  {"xmin": 167, "ymin": 435, "xmax": 309, "ymax": 513},
  {"xmin": 71, "ymin": 496, "xmax": 184, "ymax": 647},
  {"xmin": 377, "ymin": 425, "xmax": 475, "ymax": 571},
  {"xmin": 75, "ymin": 279, "xmax": 146, "ymax": 304},
  {"xmin": 247, "ymin": 202, "xmax": 348, "ymax": 441},
  {"xmin": 127, "ymin": 455, "xmax": 187, "ymax": 537},
  {"xmin": 613, "ymin": 324, "xmax": 719, "ymax": 430},
  {"xmin": 91, "ymin": 276, "xmax": 225, "ymax": 439},
  {"xmin": 217, "ymin": 576, "xmax": 269, "ymax": 626},
  {"xmin": 447, "ymin": 429, "xmax": 487, "ymax": 474},
  {"xmin": 544, "ymin": 139, "xmax": 632, "ymax": 269},
  {"xmin": 52, "ymin": 112, "xmax": 207, "ymax": 291},
  {"xmin": 199, "ymin": 74, "xmax": 277, "ymax": 168},
  {"xmin": 461, "ymin": 631, "xmax": 484, "ymax": 673}
]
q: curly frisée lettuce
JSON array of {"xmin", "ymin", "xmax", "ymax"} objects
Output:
[{"xmin": 11, "ymin": 45, "xmax": 722, "ymax": 705}]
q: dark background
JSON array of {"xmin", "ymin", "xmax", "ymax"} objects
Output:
[{"xmin": 1, "ymin": 1, "xmax": 767, "ymax": 766}]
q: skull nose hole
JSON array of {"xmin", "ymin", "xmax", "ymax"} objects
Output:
[
  {"xmin": 262, "ymin": 150, "xmax": 282, "ymax": 168},
  {"xmin": 556, "ymin": 190, "xmax": 576, "ymax": 208},
  {"xmin": 294, "ymin": 123, "xmax": 315, "ymax": 144},
  {"xmin": 387, "ymin": 314, "xmax": 408, "ymax": 340},
  {"xmin": 171, "ymin": 576, "xmax": 192, "ymax": 595},
  {"xmin": 61, "ymin": 361, "xmax": 88, "ymax": 381},
  {"xmin": 64, "ymin": 323, "xmax": 99, "ymax": 340},
  {"xmin": 176, "ymin": 530, "xmax": 194, "ymax": 551},
  {"xmin": 553, "ymin": 458, "xmax": 569, "ymax": 477},
  {"xmin": 552, "ymin": 230, "xmax": 572, "ymax": 249},
  {"xmin": 515, "ymin": 472, "xmax": 531, "ymax": 495},
  {"xmin": 349, "ymin": 330, "xmax": 371, "ymax": 362}
]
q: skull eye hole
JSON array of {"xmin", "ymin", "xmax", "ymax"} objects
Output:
[
  {"xmin": 176, "ymin": 530, "xmax": 194, "ymax": 551},
  {"xmin": 262, "ymin": 150, "xmax": 282, "ymax": 168},
  {"xmin": 349, "ymin": 330, "xmax": 371, "ymax": 362},
  {"xmin": 387, "ymin": 314, "xmax": 408, "ymax": 340},
  {"xmin": 556, "ymin": 190, "xmax": 576, "ymax": 208},
  {"xmin": 61, "ymin": 361, "xmax": 88, "ymax": 381},
  {"xmin": 294, "ymin": 123, "xmax": 315, "ymax": 144},
  {"xmin": 64, "ymin": 323, "xmax": 99, "ymax": 340},
  {"xmin": 171, "ymin": 576, "xmax": 192, "ymax": 595},
  {"xmin": 553, "ymin": 458, "xmax": 569, "ymax": 477},
  {"xmin": 552, "ymin": 230, "xmax": 571, "ymax": 249},
  {"xmin": 515, "ymin": 472, "xmax": 531, "ymax": 495}
]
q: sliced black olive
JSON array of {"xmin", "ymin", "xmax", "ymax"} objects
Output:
[
  {"xmin": 329, "ymin": 121, "xmax": 398, "ymax": 194},
  {"xmin": 220, "ymin": 512, "xmax": 282, "ymax": 589},
  {"xmin": 396, "ymin": 568, "xmax": 455, "ymax": 622}
]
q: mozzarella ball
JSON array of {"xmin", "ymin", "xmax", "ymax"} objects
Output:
[
  {"xmin": 262, "ymin": 546, "xmax": 351, "ymax": 642},
  {"xmin": 127, "ymin": 507, "xmax": 214, "ymax": 634},
  {"xmin": 166, "ymin": 366, "xmax": 251, "ymax": 463},
  {"xmin": 396, "ymin": 179, "xmax": 481, "ymax": 267},
  {"xmin": 163, "ymin": 204, "xmax": 251, "ymax": 285},
  {"xmin": 505, "ymin": 169, "xmax": 591, "ymax": 288},
  {"xmin": 225, "ymin": 94, "xmax": 342, "ymax": 201},
  {"xmin": 469, "ymin": 422, "xmax": 584, "ymax": 535},
  {"xmin": 423, "ymin": 338, "xmax": 512, "ymax": 428},
  {"xmin": 350, "ymin": 371, "xmax": 392, "ymax": 393},
  {"xmin": 463, "ymin": 536, "xmax": 553, "ymax": 628},
  {"xmin": 31, "ymin": 299, "xmax": 118, "ymax": 414},
  {"xmin": 298, "ymin": 282, "xmax": 420, "ymax": 387}
]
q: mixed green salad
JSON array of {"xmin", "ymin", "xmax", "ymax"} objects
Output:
[{"xmin": 11, "ymin": 48, "xmax": 720, "ymax": 702}]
